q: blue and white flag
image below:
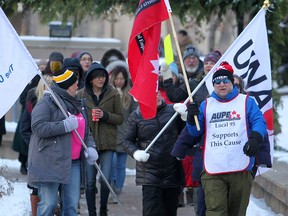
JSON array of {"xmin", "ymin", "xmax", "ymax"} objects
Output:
[
  {"xmin": 0, "ymin": 8, "xmax": 39, "ymax": 118},
  {"xmin": 195, "ymin": 8, "xmax": 273, "ymax": 173}
]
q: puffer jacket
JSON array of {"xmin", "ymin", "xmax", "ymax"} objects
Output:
[{"xmin": 123, "ymin": 102, "xmax": 184, "ymax": 187}]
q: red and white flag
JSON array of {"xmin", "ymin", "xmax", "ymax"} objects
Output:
[
  {"xmin": 128, "ymin": 0, "xmax": 170, "ymax": 119},
  {"xmin": 0, "ymin": 8, "xmax": 39, "ymax": 118}
]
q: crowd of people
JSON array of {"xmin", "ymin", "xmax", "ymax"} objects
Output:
[{"xmin": 2, "ymin": 28, "xmax": 271, "ymax": 216}]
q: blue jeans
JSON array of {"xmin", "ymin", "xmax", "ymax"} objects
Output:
[
  {"xmin": 36, "ymin": 160, "xmax": 80, "ymax": 216},
  {"xmin": 110, "ymin": 152, "xmax": 128, "ymax": 191},
  {"xmin": 85, "ymin": 150, "xmax": 113, "ymax": 215}
]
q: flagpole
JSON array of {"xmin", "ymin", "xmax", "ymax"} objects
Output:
[
  {"xmin": 39, "ymin": 73, "xmax": 123, "ymax": 208},
  {"xmin": 165, "ymin": 3, "xmax": 200, "ymax": 131}
]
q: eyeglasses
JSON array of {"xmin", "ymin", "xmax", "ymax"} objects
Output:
[{"xmin": 213, "ymin": 78, "xmax": 231, "ymax": 85}]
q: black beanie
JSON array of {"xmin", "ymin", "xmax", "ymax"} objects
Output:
[
  {"xmin": 212, "ymin": 61, "xmax": 234, "ymax": 85},
  {"xmin": 53, "ymin": 69, "xmax": 78, "ymax": 89},
  {"xmin": 49, "ymin": 52, "xmax": 64, "ymax": 63}
]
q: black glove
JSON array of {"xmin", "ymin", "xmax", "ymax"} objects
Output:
[
  {"xmin": 187, "ymin": 102, "xmax": 199, "ymax": 125},
  {"xmin": 243, "ymin": 131, "xmax": 263, "ymax": 157}
]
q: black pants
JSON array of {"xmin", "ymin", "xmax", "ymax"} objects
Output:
[{"xmin": 142, "ymin": 185, "xmax": 180, "ymax": 216}]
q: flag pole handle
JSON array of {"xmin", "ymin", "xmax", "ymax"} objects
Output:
[
  {"xmin": 39, "ymin": 73, "xmax": 123, "ymax": 208},
  {"xmin": 167, "ymin": 12, "xmax": 200, "ymax": 131}
]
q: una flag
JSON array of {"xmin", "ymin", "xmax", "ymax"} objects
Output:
[
  {"xmin": 0, "ymin": 8, "xmax": 39, "ymax": 119},
  {"xmin": 128, "ymin": 0, "xmax": 170, "ymax": 119},
  {"xmin": 203, "ymin": 8, "xmax": 273, "ymax": 172}
]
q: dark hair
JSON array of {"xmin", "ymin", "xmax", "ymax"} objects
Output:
[{"xmin": 178, "ymin": 30, "xmax": 188, "ymax": 36}]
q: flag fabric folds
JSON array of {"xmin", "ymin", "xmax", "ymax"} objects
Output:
[
  {"xmin": 0, "ymin": 8, "xmax": 39, "ymax": 118},
  {"xmin": 203, "ymin": 8, "xmax": 274, "ymax": 171},
  {"xmin": 128, "ymin": 0, "xmax": 169, "ymax": 119}
]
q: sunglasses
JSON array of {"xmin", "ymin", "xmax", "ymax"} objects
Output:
[{"xmin": 213, "ymin": 77, "xmax": 231, "ymax": 85}]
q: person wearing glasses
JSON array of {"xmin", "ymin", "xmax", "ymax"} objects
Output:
[{"xmin": 185, "ymin": 61, "xmax": 267, "ymax": 216}]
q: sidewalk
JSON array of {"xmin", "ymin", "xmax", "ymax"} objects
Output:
[{"xmin": 78, "ymin": 174, "xmax": 196, "ymax": 216}]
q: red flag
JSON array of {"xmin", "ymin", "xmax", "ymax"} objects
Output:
[{"xmin": 128, "ymin": 0, "xmax": 169, "ymax": 119}]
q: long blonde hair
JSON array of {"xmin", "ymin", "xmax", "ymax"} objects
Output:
[{"xmin": 35, "ymin": 75, "xmax": 53, "ymax": 102}]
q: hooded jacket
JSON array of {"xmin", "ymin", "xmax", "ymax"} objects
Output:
[{"xmin": 77, "ymin": 62, "xmax": 123, "ymax": 151}]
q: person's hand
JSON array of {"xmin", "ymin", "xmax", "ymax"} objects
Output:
[
  {"xmin": 187, "ymin": 102, "xmax": 199, "ymax": 125},
  {"xmin": 160, "ymin": 63, "xmax": 172, "ymax": 80},
  {"xmin": 173, "ymin": 103, "xmax": 187, "ymax": 121},
  {"xmin": 63, "ymin": 115, "xmax": 78, "ymax": 132},
  {"xmin": 84, "ymin": 147, "xmax": 99, "ymax": 165},
  {"xmin": 133, "ymin": 150, "xmax": 150, "ymax": 162},
  {"xmin": 243, "ymin": 131, "xmax": 263, "ymax": 157}
]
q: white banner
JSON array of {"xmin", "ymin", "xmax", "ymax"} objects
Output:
[
  {"xmin": 0, "ymin": 8, "xmax": 39, "ymax": 118},
  {"xmin": 204, "ymin": 8, "xmax": 273, "ymax": 172}
]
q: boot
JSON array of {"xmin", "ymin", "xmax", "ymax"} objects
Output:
[
  {"xmin": 99, "ymin": 205, "xmax": 108, "ymax": 216},
  {"xmin": 186, "ymin": 187, "xmax": 194, "ymax": 206},
  {"xmin": 178, "ymin": 190, "xmax": 185, "ymax": 207},
  {"xmin": 30, "ymin": 194, "xmax": 40, "ymax": 216}
]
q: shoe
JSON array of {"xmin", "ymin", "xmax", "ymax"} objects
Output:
[{"xmin": 20, "ymin": 164, "xmax": 27, "ymax": 175}]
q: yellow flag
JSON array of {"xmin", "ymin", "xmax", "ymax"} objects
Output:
[{"xmin": 164, "ymin": 34, "xmax": 174, "ymax": 65}]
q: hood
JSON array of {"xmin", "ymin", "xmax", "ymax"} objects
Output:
[{"xmin": 85, "ymin": 62, "xmax": 109, "ymax": 95}]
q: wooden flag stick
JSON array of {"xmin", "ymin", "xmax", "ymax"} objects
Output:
[{"xmin": 167, "ymin": 12, "xmax": 200, "ymax": 131}]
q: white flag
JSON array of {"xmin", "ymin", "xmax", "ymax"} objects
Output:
[
  {"xmin": 0, "ymin": 8, "xmax": 39, "ymax": 118},
  {"xmin": 203, "ymin": 8, "xmax": 273, "ymax": 172}
]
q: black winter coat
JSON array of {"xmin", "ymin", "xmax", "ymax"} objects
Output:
[{"xmin": 123, "ymin": 102, "xmax": 184, "ymax": 187}]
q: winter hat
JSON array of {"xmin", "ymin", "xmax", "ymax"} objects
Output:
[
  {"xmin": 169, "ymin": 62, "xmax": 179, "ymax": 77},
  {"xmin": 53, "ymin": 69, "xmax": 78, "ymax": 89},
  {"xmin": 49, "ymin": 52, "xmax": 64, "ymax": 63},
  {"xmin": 106, "ymin": 60, "xmax": 129, "ymax": 76},
  {"xmin": 212, "ymin": 61, "xmax": 234, "ymax": 85},
  {"xmin": 183, "ymin": 45, "xmax": 200, "ymax": 61},
  {"xmin": 62, "ymin": 58, "xmax": 83, "ymax": 77},
  {"xmin": 100, "ymin": 48, "xmax": 126, "ymax": 68},
  {"xmin": 77, "ymin": 51, "xmax": 93, "ymax": 62},
  {"xmin": 204, "ymin": 50, "xmax": 222, "ymax": 63}
]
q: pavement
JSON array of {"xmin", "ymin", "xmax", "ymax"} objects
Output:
[{"xmin": 0, "ymin": 132, "xmax": 196, "ymax": 216}]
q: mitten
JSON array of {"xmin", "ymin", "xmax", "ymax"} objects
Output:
[
  {"xmin": 173, "ymin": 103, "xmax": 187, "ymax": 121},
  {"xmin": 243, "ymin": 131, "xmax": 263, "ymax": 157},
  {"xmin": 63, "ymin": 115, "xmax": 78, "ymax": 132},
  {"xmin": 160, "ymin": 63, "xmax": 172, "ymax": 80},
  {"xmin": 84, "ymin": 147, "xmax": 99, "ymax": 165},
  {"xmin": 187, "ymin": 102, "xmax": 199, "ymax": 125},
  {"xmin": 133, "ymin": 150, "xmax": 150, "ymax": 162}
]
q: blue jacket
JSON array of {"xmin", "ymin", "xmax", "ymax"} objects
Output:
[{"xmin": 186, "ymin": 87, "xmax": 267, "ymax": 171}]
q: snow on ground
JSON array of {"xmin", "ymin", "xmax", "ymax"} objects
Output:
[{"xmin": 0, "ymin": 95, "xmax": 287, "ymax": 215}]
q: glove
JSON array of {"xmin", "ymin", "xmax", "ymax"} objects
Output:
[
  {"xmin": 84, "ymin": 147, "xmax": 99, "ymax": 165},
  {"xmin": 187, "ymin": 102, "xmax": 199, "ymax": 125},
  {"xmin": 160, "ymin": 63, "xmax": 172, "ymax": 80},
  {"xmin": 63, "ymin": 115, "xmax": 78, "ymax": 132},
  {"xmin": 243, "ymin": 131, "xmax": 263, "ymax": 157},
  {"xmin": 133, "ymin": 150, "xmax": 150, "ymax": 162},
  {"xmin": 173, "ymin": 103, "xmax": 187, "ymax": 121}
]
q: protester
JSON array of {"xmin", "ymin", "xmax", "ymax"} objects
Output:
[
  {"xmin": 43, "ymin": 51, "xmax": 64, "ymax": 75},
  {"xmin": 100, "ymin": 48, "xmax": 126, "ymax": 68},
  {"xmin": 123, "ymin": 92, "xmax": 185, "ymax": 216},
  {"xmin": 176, "ymin": 30, "xmax": 193, "ymax": 70},
  {"xmin": 186, "ymin": 61, "xmax": 267, "ymax": 215},
  {"xmin": 77, "ymin": 51, "xmax": 93, "ymax": 77},
  {"xmin": 27, "ymin": 69, "xmax": 98, "ymax": 215},
  {"xmin": 12, "ymin": 74, "xmax": 40, "ymax": 175},
  {"xmin": 163, "ymin": 45, "xmax": 206, "ymax": 103},
  {"xmin": 108, "ymin": 62, "xmax": 138, "ymax": 199},
  {"xmin": 77, "ymin": 62, "xmax": 123, "ymax": 216}
]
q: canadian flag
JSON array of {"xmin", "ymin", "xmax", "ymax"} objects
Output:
[{"xmin": 128, "ymin": 0, "xmax": 170, "ymax": 119}]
